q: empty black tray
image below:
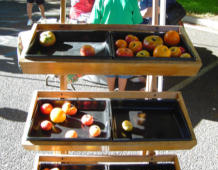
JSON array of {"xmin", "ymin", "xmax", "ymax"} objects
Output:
[
  {"xmin": 111, "ymin": 31, "xmax": 196, "ymax": 61},
  {"xmin": 27, "ymin": 99, "xmax": 111, "ymax": 141},
  {"xmin": 25, "ymin": 30, "xmax": 113, "ymax": 60},
  {"xmin": 111, "ymin": 98, "xmax": 192, "ymax": 141}
]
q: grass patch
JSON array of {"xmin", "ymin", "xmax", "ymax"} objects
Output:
[{"xmin": 177, "ymin": 0, "xmax": 218, "ymax": 15}]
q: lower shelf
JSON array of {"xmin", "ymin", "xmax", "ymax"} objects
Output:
[{"xmin": 34, "ymin": 154, "xmax": 181, "ymax": 170}]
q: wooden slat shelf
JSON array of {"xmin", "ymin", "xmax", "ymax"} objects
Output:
[
  {"xmin": 18, "ymin": 24, "xmax": 202, "ymax": 76},
  {"xmin": 22, "ymin": 91, "xmax": 197, "ymax": 152}
]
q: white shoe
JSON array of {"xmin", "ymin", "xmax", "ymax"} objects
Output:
[
  {"xmin": 38, "ymin": 17, "xmax": 46, "ymax": 23},
  {"xmin": 27, "ymin": 19, "xmax": 33, "ymax": 26}
]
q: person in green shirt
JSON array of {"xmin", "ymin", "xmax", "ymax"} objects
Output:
[{"xmin": 89, "ymin": 0, "xmax": 143, "ymax": 91}]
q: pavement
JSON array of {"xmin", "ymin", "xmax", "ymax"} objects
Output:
[{"xmin": 0, "ymin": 1, "xmax": 217, "ymax": 170}]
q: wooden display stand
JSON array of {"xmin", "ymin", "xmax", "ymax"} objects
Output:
[{"xmin": 18, "ymin": 0, "xmax": 201, "ymax": 169}]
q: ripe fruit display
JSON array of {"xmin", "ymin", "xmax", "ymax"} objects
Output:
[
  {"xmin": 62, "ymin": 101, "xmax": 77, "ymax": 115},
  {"xmin": 128, "ymin": 41, "xmax": 143, "ymax": 53},
  {"xmin": 116, "ymin": 47, "xmax": 134, "ymax": 57},
  {"xmin": 40, "ymin": 103, "xmax": 53, "ymax": 115},
  {"xmin": 50, "ymin": 107, "xmax": 66, "ymax": 123},
  {"xmin": 89, "ymin": 125, "xmax": 101, "ymax": 137},
  {"xmin": 122, "ymin": 120, "xmax": 133, "ymax": 132},
  {"xmin": 80, "ymin": 45, "xmax": 95, "ymax": 56},
  {"xmin": 136, "ymin": 50, "xmax": 150, "ymax": 57},
  {"xmin": 40, "ymin": 120, "xmax": 53, "ymax": 131},
  {"xmin": 164, "ymin": 30, "xmax": 180, "ymax": 46},
  {"xmin": 153, "ymin": 45, "xmax": 171, "ymax": 58},
  {"xmin": 39, "ymin": 31, "xmax": 56, "ymax": 47},
  {"xmin": 81, "ymin": 114, "xmax": 94, "ymax": 126},
  {"xmin": 125, "ymin": 34, "xmax": 139, "ymax": 44},
  {"xmin": 65, "ymin": 130, "xmax": 78, "ymax": 138},
  {"xmin": 169, "ymin": 46, "xmax": 182, "ymax": 57},
  {"xmin": 115, "ymin": 39, "xmax": 128, "ymax": 48},
  {"xmin": 180, "ymin": 52, "xmax": 192, "ymax": 58},
  {"xmin": 143, "ymin": 35, "xmax": 163, "ymax": 51}
]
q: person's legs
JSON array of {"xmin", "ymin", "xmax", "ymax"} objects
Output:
[
  {"xmin": 38, "ymin": 4, "xmax": 46, "ymax": 18},
  {"xmin": 27, "ymin": 2, "xmax": 33, "ymax": 20},
  {"xmin": 107, "ymin": 77, "xmax": 116, "ymax": 91},
  {"xmin": 118, "ymin": 78, "xmax": 128, "ymax": 91}
]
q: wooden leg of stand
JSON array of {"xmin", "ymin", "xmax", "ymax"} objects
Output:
[
  {"xmin": 60, "ymin": 75, "xmax": 67, "ymax": 90},
  {"xmin": 145, "ymin": 75, "xmax": 157, "ymax": 92}
]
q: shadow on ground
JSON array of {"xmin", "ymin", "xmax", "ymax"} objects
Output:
[{"xmin": 0, "ymin": 107, "xmax": 27, "ymax": 122}]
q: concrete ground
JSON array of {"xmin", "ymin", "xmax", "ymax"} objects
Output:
[{"xmin": 0, "ymin": 1, "xmax": 217, "ymax": 170}]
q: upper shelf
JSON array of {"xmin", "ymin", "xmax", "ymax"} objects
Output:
[{"xmin": 18, "ymin": 24, "xmax": 202, "ymax": 76}]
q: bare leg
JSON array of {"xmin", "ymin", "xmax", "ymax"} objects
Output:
[
  {"xmin": 27, "ymin": 3, "xmax": 33, "ymax": 20},
  {"xmin": 107, "ymin": 77, "xmax": 116, "ymax": 91},
  {"xmin": 38, "ymin": 4, "xmax": 46, "ymax": 18},
  {"xmin": 118, "ymin": 78, "xmax": 127, "ymax": 91}
]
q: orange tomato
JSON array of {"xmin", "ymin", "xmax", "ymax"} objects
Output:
[
  {"xmin": 164, "ymin": 30, "xmax": 180, "ymax": 46},
  {"xmin": 115, "ymin": 39, "xmax": 127, "ymax": 48},
  {"xmin": 125, "ymin": 34, "xmax": 139, "ymax": 44},
  {"xmin": 89, "ymin": 125, "xmax": 101, "ymax": 137},
  {"xmin": 153, "ymin": 45, "xmax": 171, "ymax": 57},
  {"xmin": 128, "ymin": 41, "xmax": 143, "ymax": 53},
  {"xmin": 65, "ymin": 130, "xmax": 78, "ymax": 138},
  {"xmin": 169, "ymin": 46, "xmax": 182, "ymax": 57},
  {"xmin": 62, "ymin": 102, "xmax": 77, "ymax": 115}
]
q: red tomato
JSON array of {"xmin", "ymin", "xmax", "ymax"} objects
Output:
[
  {"xmin": 81, "ymin": 114, "xmax": 94, "ymax": 126},
  {"xmin": 40, "ymin": 120, "xmax": 53, "ymax": 131},
  {"xmin": 40, "ymin": 103, "xmax": 53, "ymax": 115}
]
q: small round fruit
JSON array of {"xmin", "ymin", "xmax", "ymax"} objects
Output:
[
  {"xmin": 164, "ymin": 30, "xmax": 180, "ymax": 46},
  {"xmin": 116, "ymin": 47, "xmax": 134, "ymax": 57},
  {"xmin": 153, "ymin": 45, "xmax": 171, "ymax": 58},
  {"xmin": 169, "ymin": 46, "xmax": 182, "ymax": 57},
  {"xmin": 50, "ymin": 107, "xmax": 66, "ymax": 123},
  {"xmin": 65, "ymin": 130, "xmax": 78, "ymax": 138},
  {"xmin": 40, "ymin": 103, "xmax": 53, "ymax": 115},
  {"xmin": 89, "ymin": 125, "xmax": 101, "ymax": 137},
  {"xmin": 81, "ymin": 114, "xmax": 94, "ymax": 126},
  {"xmin": 122, "ymin": 120, "xmax": 133, "ymax": 132},
  {"xmin": 62, "ymin": 102, "xmax": 77, "ymax": 115},
  {"xmin": 128, "ymin": 41, "xmax": 143, "ymax": 53},
  {"xmin": 51, "ymin": 168, "xmax": 60, "ymax": 170},
  {"xmin": 136, "ymin": 50, "xmax": 150, "ymax": 57},
  {"xmin": 143, "ymin": 35, "xmax": 163, "ymax": 51},
  {"xmin": 180, "ymin": 52, "xmax": 192, "ymax": 58},
  {"xmin": 43, "ymin": 168, "xmax": 50, "ymax": 170},
  {"xmin": 125, "ymin": 34, "xmax": 139, "ymax": 44},
  {"xmin": 80, "ymin": 45, "xmax": 95, "ymax": 56},
  {"xmin": 115, "ymin": 39, "xmax": 128, "ymax": 48},
  {"xmin": 40, "ymin": 120, "xmax": 53, "ymax": 131},
  {"xmin": 39, "ymin": 31, "xmax": 56, "ymax": 47},
  {"xmin": 179, "ymin": 46, "xmax": 186, "ymax": 53}
]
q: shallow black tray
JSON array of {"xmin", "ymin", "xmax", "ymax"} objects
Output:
[
  {"xmin": 111, "ymin": 98, "xmax": 192, "ymax": 141},
  {"xmin": 111, "ymin": 31, "xmax": 196, "ymax": 61},
  {"xmin": 39, "ymin": 163, "xmax": 175, "ymax": 170},
  {"xmin": 25, "ymin": 30, "xmax": 113, "ymax": 60},
  {"xmin": 27, "ymin": 99, "xmax": 111, "ymax": 141}
]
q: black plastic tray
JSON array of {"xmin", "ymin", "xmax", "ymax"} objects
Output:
[
  {"xmin": 111, "ymin": 98, "xmax": 192, "ymax": 141},
  {"xmin": 39, "ymin": 163, "xmax": 176, "ymax": 170},
  {"xmin": 25, "ymin": 30, "xmax": 113, "ymax": 60},
  {"xmin": 27, "ymin": 99, "xmax": 111, "ymax": 141},
  {"xmin": 111, "ymin": 31, "xmax": 196, "ymax": 61}
]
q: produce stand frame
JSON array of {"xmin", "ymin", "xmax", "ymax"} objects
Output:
[
  {"xmin": 22, "ymin": 91, "xmax": 196, "ymax": 151},
  {"xmin": 18, "ymin": 24, "xmax": 202, "ymax": 76}
]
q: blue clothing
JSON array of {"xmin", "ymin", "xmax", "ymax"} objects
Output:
[{"xmin": 139, "ymin": 0, "xmax": 176, "ymax": 10}]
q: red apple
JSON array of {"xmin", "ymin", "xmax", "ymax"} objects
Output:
[
  {"xmin": 40, "ymin": 103, "xmax": 53, "ymax": 115},
  {"xmin": 116, "ymin": 48, "xmax": 134, "ymax": 57},
  {"xmin": 40, "ymin": 120, "xmax": 53, "ymax": 131},
  {"xmin": 125, "ymin": 34, "xmax": 139, "ymax": 44},
  {"xmin": 143, "ymin": 35, "xmax": 163, "ymax": 51},
  {"xmin": 81, "ymin": 114, "xmax": 94, "ymax": 126},
  {"xmin": 80, "ymin": 45, "xmax": 95, "ymax": 56},
  {"xmin": 128, "ymin": 41, "xmax": 143, "ymax": 53}
]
